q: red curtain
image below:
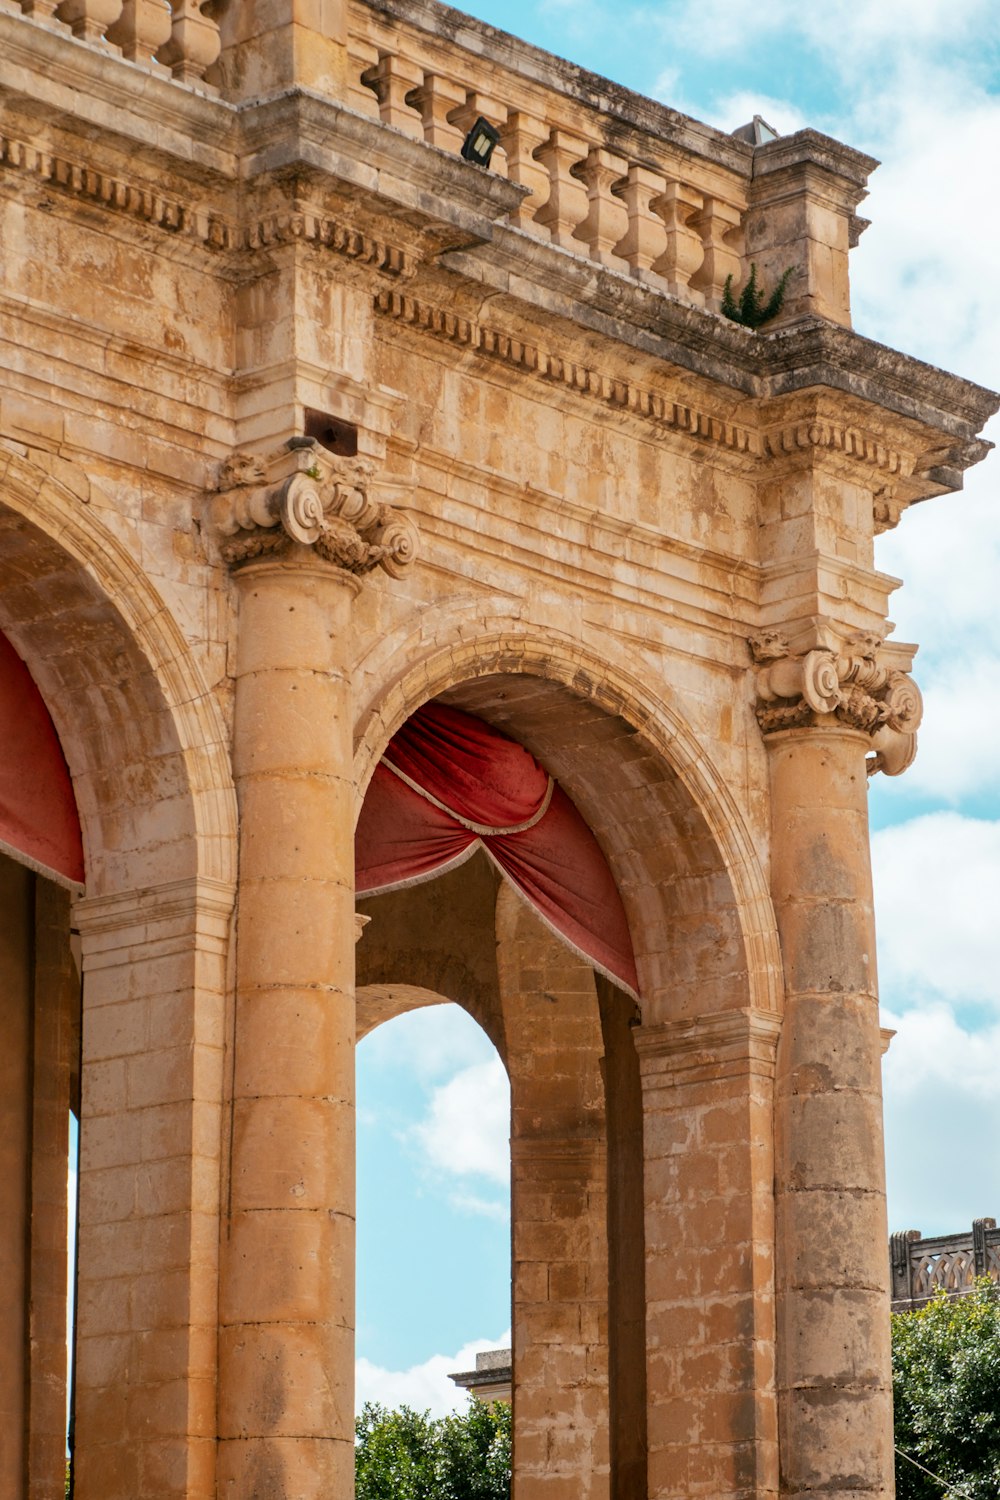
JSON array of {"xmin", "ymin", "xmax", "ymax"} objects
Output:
[
  {"xmin": 0, "ymin": 631, "xmax": 84, "ymax": 887},
  {"xmin": 355, "ymin": 702, "xmax": 638, "ymax": 997}
]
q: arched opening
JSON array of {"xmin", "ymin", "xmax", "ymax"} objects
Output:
[
  {"xmin": 355, "ymin": 994, "xmax": 512, "ymax": 1414},
  {"xmin": 0, "ymin": 452, "xmax": 237, "ymax": 1500},
  {"xmin": 354, "ymin": 695, "xmax": 653, "ymax": 1498},
  {"xmin": 354, "ymin": 659, "xmax": 781, "ymax": 1498}
]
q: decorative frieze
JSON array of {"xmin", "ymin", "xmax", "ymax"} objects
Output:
[
  {"xmin": 210, "ymin": 438, "xmax": 419, "ymax": 577},
  {"xmin": 749, "ymin": 631, "xmax": 923, "ymax": 775}
]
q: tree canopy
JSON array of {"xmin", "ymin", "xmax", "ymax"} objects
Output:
[
  {"xmin": 893, "ymin": 1280, "xmax": 1000, "ymax": 1499},
  {"xmin": 355, "ymin": 1399, "xmax": 511, "ymax": 1500}
]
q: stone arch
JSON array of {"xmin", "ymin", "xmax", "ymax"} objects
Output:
[
  {"xmin": 0, "ymin": 443, "xmax": 236, "ymax": 1498},
  {"xmin": 353, "ymin": 618, "xmax": 782, "ymax": 1023},
  {"xmin": 0, "ymin": 443, "xmax": 237, "ymax": 895}
]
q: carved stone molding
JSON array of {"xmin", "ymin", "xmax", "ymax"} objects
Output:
[
  {"xmin": 749, "ymin": 631, "xmax": 923, "ymax": 776},
  {"xmin": 210, "ymin": 439, "xmax": 419, "ymax": 577},
  {"xmin": 633, "ymin": 1007, "xmax": 783, "ymax": 1087},
  {"xmin": 0, "ymin": 132, "xmax": 413, "ymax": 274}
]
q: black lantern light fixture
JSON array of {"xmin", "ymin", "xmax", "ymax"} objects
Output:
[{"xmin": 460, "ymin": 116, "xmax": 501, "ymax": 168}]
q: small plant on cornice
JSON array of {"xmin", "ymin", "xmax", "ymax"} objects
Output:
[
  {"xmin": 305, "ymin": 464, "xmax": 322, "ymax": 480},
  {"xmin": 721, "ymin": 263, "xmax": 794, "ymax": 329}
]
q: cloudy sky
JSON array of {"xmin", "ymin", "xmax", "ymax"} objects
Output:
[{"xmin": 356, "ymin": 0, "xmax": 1000, "ymax": 1415}]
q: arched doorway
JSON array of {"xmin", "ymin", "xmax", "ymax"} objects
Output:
[
  {"xmin": 353, "ymin": 667, "xmax": 780, "ymax": 1498},
  {"xmin": 0, "ymin": 450, "xmax": 237, "ymax": 1499}
]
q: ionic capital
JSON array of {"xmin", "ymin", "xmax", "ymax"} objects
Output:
[
  {"xmin": 749, "ymin": 630, "xmax": 923, "ymax": 776},
  {"xmin": 210, "ymin": 439, "xmax": 419, "ymax": 578}
]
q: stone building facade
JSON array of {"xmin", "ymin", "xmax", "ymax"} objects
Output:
[{"xmin": 0, "ymin": 3, "xmax": 996, "ymax": 1499}]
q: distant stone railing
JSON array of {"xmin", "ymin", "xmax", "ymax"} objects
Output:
[
  {"xmin": 345, "ymin": 0, "xmax": 748, "ymax": 309},
  {"xmin": 5, "ymin": 0, "xmax": 221, "ymax": 86},
  {"xmin": 891, "ymin": 1218, "xmax": 1000, "ymax": 1310}
]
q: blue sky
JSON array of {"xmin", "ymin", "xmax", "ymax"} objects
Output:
[{"xmin": 356, "ymin": 0, "xmax": 1000, "ymax": 1414}]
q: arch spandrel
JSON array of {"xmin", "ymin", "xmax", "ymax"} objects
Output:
[
  {"xmin": 353, "ymin": 627, "xmax": 783, "ymax": 1023},
  {"xmin": 0, "ymin": 444, "xmax": 237, "ymax": 895}
]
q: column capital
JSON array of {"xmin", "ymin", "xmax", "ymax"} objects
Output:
[
  {"xmin": 209, "ymin": 438, "xmax": 419, "ymax": 578},
  {"xmin": 749, "ymin": 629, "xmax": 923, "ymax": 776}
]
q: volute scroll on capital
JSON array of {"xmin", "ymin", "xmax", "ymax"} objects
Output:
[
  {"xmin": 209, "ymin": 438, "xmax": 419, "ymax": 578},
  {"xmin": 749, "ymin": 631, "xmax": 923, "ymax": 777}
]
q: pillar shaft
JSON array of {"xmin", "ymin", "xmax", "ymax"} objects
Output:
[
  {"xmin": 768, "ymin": 727, "xmax": 892, "ymax": 1499},
  {"xmin": 219, "ymin": 556, "xmax": 358, "ymax": 1499},
  {"xmin": 0, "ymin": 855, "xmax": 33, "ymax": 1500}
]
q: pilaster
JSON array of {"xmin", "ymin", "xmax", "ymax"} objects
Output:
[{"xmin": 635, "ymin": 1008, "xmax": 782, "ymax": 1500}]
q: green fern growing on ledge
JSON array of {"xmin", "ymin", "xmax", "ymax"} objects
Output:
[{"xmin": 721, "ymin": 263, "xmax": 794, "ymax": 328}]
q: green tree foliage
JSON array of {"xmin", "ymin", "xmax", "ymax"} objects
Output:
[
  {"xmin": 893, "ymin": 1280, "xmax": 1000, "ymax": 1499},
  {"xmin": 355, "ymin": 1399, "xmax": 511, "ymax": 1500},
  {"xmin": 721, "ymin": 263, "xmax": 793, "ymax": 328}
]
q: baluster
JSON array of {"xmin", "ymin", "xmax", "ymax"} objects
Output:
[
  {"xmin": 612, "ymin": 163, "xmax": 668, "ymax": 277},
  {"xmin": 571, "ymin": 146, "xmax": 629, "ymax": 269},
  {"xmin": 106, "ymin": 0, "xmax": 171, "ymax": 63},
  {"xmin": 359, "ymin": 54, "xmax": 424, "ymax": 138},
  {"xmin": 18, "ymin": 1, "xmax": 63, "ymax": 19},
  {"xmin": 448, "ymin": 91, "xmax": 508, "ymax": 176},
  {"xmin": 650, "ymin": 181, "xmax": 705, "ymax": 302},
  {"xmin": 688, "ymin": 195, "xmax": 744, "ymax": 306},
  {"xmin": 54, "ymin": 0, "xmax": 123, "ymax": 41},
  {"xmin": 157, "ymin": 0, "xmax": 220, "ymax": 84},
  {"xmin": 347, "ymin": 36, "xmax": 381, "ymax": 119},
  {"xmin": 406, "ymin": 74, "xmax": 466, "ymax": 152},
  {"xmin": 499, "ymin": 111, "xmax": 549, "ymax": 230},
  {"xmin": 532, "ymin": 129, "xmax": 589, "ymax": 250}
]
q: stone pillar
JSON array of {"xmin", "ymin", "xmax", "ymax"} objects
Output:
[
  {"xmin": 73, "ymin": 878, "xmax": 232, "ymax": 1500},
  {"xmin": 211, "ymin": 437, "xmax": 418, "ymax": 1499},
  {"xmin": 636, "ymin": 1008, "xmax": 781, "ymax": 1500},
  {"xmin": 0, "ymin": 854, "xmax": 33, "ymax": 1500},
  {"xmin": 767, "ymin": 727, "xmax": 893, "ymax": 1499},
  {"xmin": 28, "ymin": 880, "xmax": 78, "ymax": 1500},
  {"xmin": 496, "ymin": 884, "xmax": 610, "ymax": 1500},
  {"xmin": 217, "ymin": 556, "xmax": 359, "ymax": 1498}
]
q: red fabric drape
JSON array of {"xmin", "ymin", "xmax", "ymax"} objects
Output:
[
  {"xmin": 0, "ymin": 631, "xmax": 84, "ymax": 887},
  {"xmin": 355, "ymin": 702, "xmax": 638, "ymax": 997}
]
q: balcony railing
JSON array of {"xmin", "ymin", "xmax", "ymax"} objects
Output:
[
  {"xmin": 4, "ymin": 0, "xmax": 221, "ymax": 86},
  {"xmin": 345, "ymin": 1, "xmax": 749, "ymax": 309},
  {"xmin": 891, "ymin": 1219, "xmax": 1000, "ymax": 1310}
]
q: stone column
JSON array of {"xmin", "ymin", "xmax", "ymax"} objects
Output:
[
  {"xmin": 768, "ymin": 726, "xmax": 893, "ymax": 1499},
  {"xmin": 212, "ymin": 440, "xmax": 419, "ymax": 1499},
  {"xmin": 750, "ymin": 631, "xmax": 923, "ymax": 1499},
  {"xmin": 218, "ymin": 554, "xmax": 359, "ymax": 1498}
]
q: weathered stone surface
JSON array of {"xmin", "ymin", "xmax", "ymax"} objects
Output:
[{"xmin": 0, "ymin": 3, "xmax": 997, "ymax": 1499}]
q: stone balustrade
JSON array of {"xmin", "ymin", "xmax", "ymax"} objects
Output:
[
  {"xmin": 4, "ymin": 0, "xmax": 874, "ymax": 323},
  {"xmin": 7, "ymin": 0, "xmax": 221, "ymax": 85},
  {"xmin": 346, "ymin": 3, "xmax": 748, "ymax": 308},
  {"xmin": 890, "ymin": 1218, "xmax": 1000, "ymax": 1310}
]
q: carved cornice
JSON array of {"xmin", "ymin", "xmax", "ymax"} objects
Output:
[
  {"xmin": 376, "ymin": 288, "xmax": 761, "ymax": 460},
  {"xmin": 374, "ymin": 289, "xmax": 929, "ymax": 487},
  {"xmin": 749, "ymin": 630, "xmax": 923, "ymax": 776},
  {"xmin": 210, "ymin": 439, "xmax": 419, "ymax": 577},
  {"xmin": 761, "ymin": 418, "xmax": 911, "ymax": 481},
  {"xmin": 0, "ymin": 132, "xmax": 412, "ymax": 274}
]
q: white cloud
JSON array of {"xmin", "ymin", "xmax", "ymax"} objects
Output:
[
  {"xmin": 872, "ymin": 813, "xmax": 1000, "ymax": 1011},
  {"xmin": 412, "ymin": 1057, "xmax": 511, "ymax": 1187},
  {"xmin": 356, "ymin": 1329, "xmax": 511, "ymax": 1419},
  {"xmin": 360, "ymin": 1002, "xmax": 498, "ymax": 1085},
  {"xmin": 882, "ymin": 1004, "xmax": 1000, "ymax": 1233},
  {"xmin": 701, "ymin": 90, "xmax": 808, "ymax": 138},
  {"xmin": 897, "ymin": 656, "xmax": 1000, "ymax": 802}
]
